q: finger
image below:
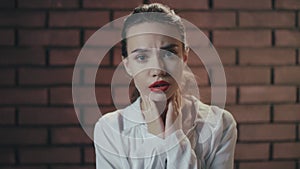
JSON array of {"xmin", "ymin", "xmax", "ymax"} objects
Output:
[
  {"xmin": 142, "ymin": 96, "xmax": 161, "ymax": 123},
  {"xmin": 165, "ymin": 101, "xmax": 174, "ymax": 127},
  {"xmin": 143, "ymin": 96, "xmax": 165, "ymax": 137},
  {"xmin": 149, "ymin": 97, "xmax": 167, "ymax": 116}
]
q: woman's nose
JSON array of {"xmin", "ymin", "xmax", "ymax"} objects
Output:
[
  {"xmin": 150, "ymin": 68, "xmax": 167, "ymax": 77},
  {"xmin": 149, "ymin": 55, "xmax": 167, "ymax": 77}
]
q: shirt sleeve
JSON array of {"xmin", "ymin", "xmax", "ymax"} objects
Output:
[
  {"xmin": 164, "ymin": 129, "xmax": 198, "ymax": 169},
  {"xmin": 94, "ymin": 116, "xmax": 130, "ymax": 169},
  {"xmin": 209, "ymin": 109, "xmax": 238, "ymax": 169}
]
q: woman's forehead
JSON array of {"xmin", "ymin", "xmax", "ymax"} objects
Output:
[
  {"xmin": 128, "ymin": 34, "xmax": 181, "ymax": 46},
  {"xmin": 126, "ymin": 34, "xmax": 183, "ymax": 54},
  {"xmin": 126, "ymin": 22, "xmax": 182, "ymax": 42}
]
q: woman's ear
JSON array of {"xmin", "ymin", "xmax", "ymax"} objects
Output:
[
  {"xmin": 183, "ymin": 47, "xmax": 189, "ymax": 63},
  {"xmin": 122, "ymin": 56, "xmax": 133, "ymax": 76}
]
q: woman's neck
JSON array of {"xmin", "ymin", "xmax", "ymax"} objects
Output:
[{"xmin": 140, "ymin": 98, "xmax": 169, "ymax": 125}]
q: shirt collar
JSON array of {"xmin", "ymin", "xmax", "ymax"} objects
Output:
[
  {"xmin": 121, "ymin": 97, "xmax": 146, "ymax": 130},
  {"xmin": 120, "ymin": 95, "xmax": 202, "ymax": 132}
]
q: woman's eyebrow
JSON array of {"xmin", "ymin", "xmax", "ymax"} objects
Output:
[
  {"xmin": 131, "ymin": 44, "xmax": 178, "ymax": 54},
  {"xmin": 160, "ymin": 44, "xmax": 179, "ymax": 50},
  {"xmin": 131, "ymin": 48, "xmax": 150, "ymax": 54}
]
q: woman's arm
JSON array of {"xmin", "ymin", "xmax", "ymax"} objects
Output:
[
  {"xmin": 143, "ymin": 97, "xmax": 198, "ymax": 168},
  {"xmin": 208, "ymin": 109, "xmax": 238, "ymax": 169},
  {"xmin": 94, "ymin": 116, "xmax": 129, "ymax": 169},
  {"xmin": 165, "ymin": 130, "xmax": 198, "ymax": 169},
  {"xmin": 164, "ymin": 100, "xmax": 197, "ymax": 168}
]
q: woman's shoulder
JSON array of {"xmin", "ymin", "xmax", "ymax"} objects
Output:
[
  {"xmin": 185, "ymin": 95, "xmax": 236, "ymax": 133},
  {"xmin": 95, "ymin": 98, "xmax": 144, "ymax": 133},
  {"xmin": 94, "ymin": 109, "xmax": 124, "ymax": 132}
]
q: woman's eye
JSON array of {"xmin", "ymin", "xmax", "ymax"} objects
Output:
[
  {"xmin": 162, "ymin": 50, "xmax": 176, "ymax": 58},
  {"xmin": 136, "ymin": 55, "xmax": 147, "ymax": 61}
]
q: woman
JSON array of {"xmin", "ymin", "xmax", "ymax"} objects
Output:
[{"xmin": 94, "ymin": 3, "xmax": 237, "ymax": 169}]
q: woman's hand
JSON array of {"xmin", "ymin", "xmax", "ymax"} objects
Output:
[
  {"xmin": 142, "ymin": 96, "xmax": 182, "ymax": 138},
  {"xmin": 142, "ymin": 96, "xmax": 165, "ymax": 138},
  {"xmin": 165, "ymin": 101, "xmax": 182, "ymax": 137}
]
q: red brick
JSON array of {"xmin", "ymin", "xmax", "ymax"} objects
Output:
[
  {"xmin": 0, "ymin": 47, "xmax": 45, "ymax": 65},
  {"xmin": 179, "ymin": 12, "xmax": 235, "ymax": 28},
  {"xmin": 19, "ymin": 30, "xmax": 79, "ymax": 46},
  {"xmin": 102, "ymin": 106, "xmax": 117, "ymax": 114},
  {"xmin": 199, "ymin": 86, "xmax": 236, "ymax": 105},
  {"xmin": 102, "ymin": 65, "xmax": 127, "ymax": 88},
  {"xmin": 0, "ymin": 127, "xmax": 47, "ymax": 145},
  {"xmin": 83, "ymin": 0, "xmax": 142, "ymax": 9},
  {"xmin": 276, "ymin": 0, "xmax": 300, "ymax": 9},
  {"xmin": 239, "ymin": 12, "xmax": 295, "ymax": 28},
  {"xmin": 50, "ymin": 48, "xmax": 110, "ymax": 66},
  {"xmin": 1, "ymin": 166, "xmax": 48, "ymax": 169},
  {"xmin": 113, "ymin": 47, "xmax": 125, "ymax": 66},
  {"xmin": 81, "ymin": 106, "xmax": 115, "ymax": 125},
  {"xmin": 112, "ymin": 86, "xmax": 134, "ymax": 106},
  {"xmin": 84, "ymin": 29, "xmax": 121, "ymax": 46},
  {"xmin": 274, "ymin": 104, "xmax": 300, "ymax": 122},
  {"xmin": 19, "ymin": 107, "xmax": 79, "ymax": 125},
  {"xmin": 0, "ymin": 148, "xmax": 15, "ymax": 164},
  {"xmin": 181, "ymin": 46, "xmax": 230, "ymax": 67},
  {"xmin": 275, "ymin": 66, "xmax": 300, "ymax": 84},
  {"xmin": 276, "ymin": 30, "xmax": 300, "ymax": 47},
  {"xmin": 235, "ymin": 143, "xmax": 269, "ymax": 160},
  {"xmin": 19, "ymin": 147, "xmax": 81, "ymax": 164},
  {"xmin": 149, "ymin": 0, "xmax": 207, "ymax": 9},
  {"xmin": 215, "ymin": 48, "xmax": 236, "ymax": 65},
  {"xmin": 49, "ymin": 11, "xmax": 109, "ymax": 28},
  {"xmin": 0, "ymin": 69, "xmax": 15, "ymax": 85},
  {"xmin": 274, "ymin": 142, "xmax": 300, "ymax": 159},
  {"xmin": 187, "ymin": 50, "xmax": 204, "ymax": 67},
  {"xmin": 82, "ymin": 47, "xmax": 111, "ymax": 66},
  {"xmin": 190, "ymin": 67, "xmax": 209, "ymax": 86},
  {"xmin": 50, "ymin": 87, "xmax": 73, "ymax": 105},
  {"xmin": 51, "ymin": 87, "xmax": 112, "ymax": 105},
  {"xmin": 84, "ymin": 147, "xmax": 95, "ymax": 163},
  {"xmin": 19, "ymin": 68, "xmax": 75, "ymax": 85},
  {"xmin": 18, "ymin": 0, "xmax": 79, "ymax": 8},
  {"xmin": 239, "ymin": 124, "xmax": 295, "ymax": 141},
  {"xmin": 51, "ymin": 127, "xmax": 92, "ymax": 144},
  {"xmin": 299, "ymin": 12, "xmax": 300, "ymax": 27},
  {"xmin": 0, "ymin": 108, "xmax": 15, "ymax": 124},
  {"xmin": 239, "ymin": 48, "xmax": 295, "ymax": 66},
  {"xmin": 226, "ymin": 105, "xmax": 270, "ymax": 123},
  {"xmin": 186, "ymin": 30, "xmax": 210, "ymax": 47},
  {"xmin": 85, "ymin": 67, "xmax": 114, "ymax": 85},
  {"xmin": 0, "ymin": 0, "xmax": 15, "ymax": 8},
  {"xmin": 213, "ymin": 30, "xmax": 271, "ymax": 47},
  {"xmin": 214, "ymin": 0, "xmax": 271, "ymax": 9},
  {"xmin": 0, "ymin": 88, "xmax": 47, "ymax": 105},
  {"xmin": 239, "ymin": 161, "xmax": 295, "ymax": 169},
  {"xmin": 299, "ymin": 54, "xmax": 300, "ymax": 64},
  {"xmin": 0, "ymin": 30, "xmax": 14, "ymax": 45},
  {"xmin": 50, "ymin": 49, "xmax": 79, "ymax": 65},
  {"xmin": 212, "ymin": 66, "xmax": 270, "ymax": 85},
  {"xmin": 113, "ymin": 11, "xmax": 132, "ymax": 20},
  {"xmin": 52, "ymin": 166, "xmax": 94, "ymax": 169},
  {"xmin": 240, "ymin": 86, "xmax": 296, "ymax": 104},
  {"xmin": 0, "ymin": 11, "xmax": 45, "ymax": 27},
  {"xmin": 299, "ymin": 126, "xmax": 300, "ymax": 141}
]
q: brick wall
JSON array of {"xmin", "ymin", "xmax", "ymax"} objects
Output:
[{"xmin": 0, "ymin": 0, "xmax": 299, "ymax": 169}]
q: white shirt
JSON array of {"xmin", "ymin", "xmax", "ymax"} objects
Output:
[{"xmin": 94, "ymin": 95, "xmax": 237, "ymax": 169}]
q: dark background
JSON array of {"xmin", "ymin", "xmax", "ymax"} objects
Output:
[{"xmin": 0, "ymin": 0, "xmax": 299, "ymax": 169}]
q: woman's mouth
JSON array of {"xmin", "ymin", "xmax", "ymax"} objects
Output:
[{"xmin": 149, "ymin": 80, "xmax": 170, "ymax": 92}]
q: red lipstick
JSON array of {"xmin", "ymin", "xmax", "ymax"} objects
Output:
[{"xmin": 149, "ymin": 80, "xmax": 170, "ymax": 92}]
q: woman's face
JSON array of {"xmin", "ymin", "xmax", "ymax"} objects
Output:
[{"xmin": 123, "ymin": 22, "xmax": 188, "ymax": 102}]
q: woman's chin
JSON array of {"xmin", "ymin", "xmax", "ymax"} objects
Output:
[{"xmin": 149, "ymin": 91, "xmax": 170, "ymax": 102}]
